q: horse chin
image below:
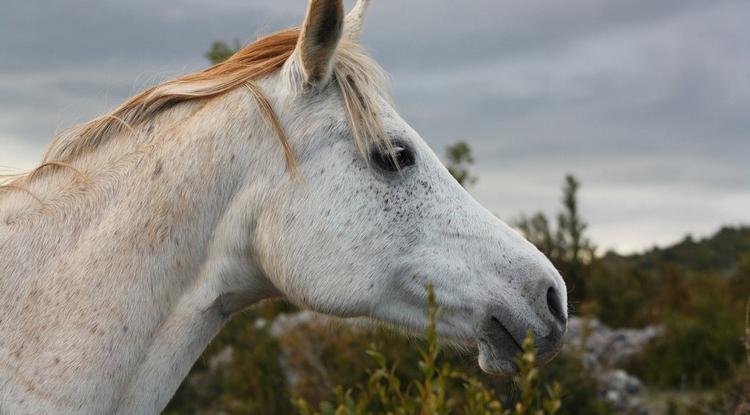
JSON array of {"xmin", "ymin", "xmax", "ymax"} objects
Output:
[{"xmin": 476, "ymin": 340, "xmax": 520, "ymax": 376}]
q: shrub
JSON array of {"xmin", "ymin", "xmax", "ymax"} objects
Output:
[
  {"xmin": 294, "ymin": 286, "xmax": 562, "ymax": 415},
  {"xmin": 164, "ymin": 305, "xmax": 293, "ymax": 414},
  {"xmin": 631, "ymin": 295, "xmax": 744, "ymax": 388},
  {"xmin": 537, "ymin": 352, "xmax": 612, "ymax": 415}
]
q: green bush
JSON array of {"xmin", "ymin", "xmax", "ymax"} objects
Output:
[
  {"xmin": 585, "ymin": 260, "xmax": 656, "ymax": 327},
  {"xmin": 537, "ymin": 352, "xmax": 612, "ymax": 415},
  {"xmin": 164, "ymin": 303, "xmax": 293, "ymax": 414},
  {"xmin": 630, "ymin": 297, "xmax": 744, "ymax": 388},
  {"xmin": 165, "ymin": 289, "xmax": 609, "ymax": 414},
  {"xmin": 294, "ymin": 286, "xmax": 562, "ymax": 415}
]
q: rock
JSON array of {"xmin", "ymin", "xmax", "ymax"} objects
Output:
[
  {"xmin": 208, "ymin": 345, "xmax": 234, "ymax": 371},
  {"xmin": 600, "ymin": 369, "xmax": 642, "ymax": 395},
  {"xmin": 599, "ymin": 369, "xmax": 646, "ymax": 413},
  {"xmin": 268, "ymin": 311, "xmax": 352, "ymax": 394},
  {"xmin": 564, "ymin": 317, "xmax": 662, "ymax": 414},
  {"xmin": 563, "ymin": 317, "xmax": 663, "ymax": 368}
]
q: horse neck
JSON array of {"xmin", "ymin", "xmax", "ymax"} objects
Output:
[{"xmin": 0, "ymin": 87, "xmax": 284, "ymax": 414}]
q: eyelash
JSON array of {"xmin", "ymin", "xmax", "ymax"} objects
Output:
[{"xmin": 370, "ymin": 142, "xmax": 416, "ymax": 173}]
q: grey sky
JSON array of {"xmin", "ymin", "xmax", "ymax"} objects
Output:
[{"xmin": 1, "ymin": 1, "xmax": 748, "ymax": 253}]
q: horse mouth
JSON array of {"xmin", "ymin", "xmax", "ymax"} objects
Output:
[{"xmin": 476, "ymin": 316, "xmax": 524, "ymax": 375}]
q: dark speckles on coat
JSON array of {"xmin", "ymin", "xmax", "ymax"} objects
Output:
[{"xmin": 152, "ymin": 160, "xmax": 163, "ymax": 179}]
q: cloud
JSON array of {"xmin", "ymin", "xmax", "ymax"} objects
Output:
[
  {"xmin": 0, "ymin": 0, "xmax": 747, "ymax": 252},
  {"xmin": 0, "ymin": 134, "xmax": 43, "ymax": 171}
]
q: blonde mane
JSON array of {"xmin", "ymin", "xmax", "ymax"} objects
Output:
[{"xmin": 1, "ymin": 28, "xmax": 390, "ymax": 191}]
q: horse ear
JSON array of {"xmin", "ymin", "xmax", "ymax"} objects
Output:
[
  {"xmin": 296, "ymin": 0, "xmax": 345, "ymax": 85},
  {"xmin": 343, "ymin": 0, "xmax": 372, "ymax": 43}
]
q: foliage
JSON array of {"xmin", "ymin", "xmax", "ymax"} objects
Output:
[
  {"xmin": 172, "ymin": 43, "xmax": 750, "ymax": 410},
  {"xmin": 515, "ymin": 174, "xmax": 594, "ymax": 302},
  {"xmin": 555, "ymin": 175, "xmax": 592, "ymax": 264},
  {"xmin": 255, "ymin": 308, "xmax": 603, "ymax": 415},
  {"xmin": 632, "ymin": 300, "xmax": 743, "ymax": 388},
  {"xmin": 164, "ymin": 302, "xmax": 296, "ymax": 415},
  {"xmin": 294, "ymin": 286, "xmax": 562, "ymax": 415},
  {"xmin": 663, "ymin": 328, "xmax": 750, "ymax": 415},
  {"xmin": 515, "ymin": 213, "xmax": 556, "ymax": 259},
  {"xmin": 444, "ymin": 141, "xmax": 478, "ymax": 188},
  {"xmin": 588, "ymin": 229, "xmax": 749, "ymax": 390},
  {"xmin": 746, "ymin": 297, "xmax": 750, "ymax": 376},
  {"xmin": 275, "ymin": 318, "xmax": 419, "ymax": 407},
  {"xmin": 513, "ymin": 173, "xmax": 749, "ymax": 408},
  {"xmin": 536, "ymin": 352, "xmax": 613, "ymax": 415},
  {"xmin": 584, "ymin": 260, "xmax": 655, "ymax": 327},
  {"xmin": 604, "ymin": 226, "xmax": 750, "ymax": 276},
  {"xmin": 589, "ymin": 240, "xmax": 748, "ymax": 389},
  {"xmin": 205, "ymin": 40, "xmax": 242, "ymax": 64}
]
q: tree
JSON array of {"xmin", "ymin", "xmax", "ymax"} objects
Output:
[
  {"xmin": 556, "ymin": 175, "xmax": 592, "ymax": 265},
  {"xmin": 515, "ymin": 174, "xmax": 593, "ymax": 301},
  {"xmin": 444, "ymin": 141, "xmax": 478, "ymax": 188},
  {"xmin": 515, "ymin": 212, "xmax": 556, "ymax": 259},
  {"xmin": 205, "ymin": 40, "xmax": 241, "ymax": 65},
  {"xmin": 555, "ymin": 174, "xmax": 594, "ymax": 299}
]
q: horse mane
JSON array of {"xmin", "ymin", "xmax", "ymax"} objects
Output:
[{"xmin": 1, "ymin": 27, "xmax": 391, "ymax": 189}]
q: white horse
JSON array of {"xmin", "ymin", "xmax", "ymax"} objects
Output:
[{"xmin": 0, "ymin": 1, "xmax": 567, "ymax": 413}]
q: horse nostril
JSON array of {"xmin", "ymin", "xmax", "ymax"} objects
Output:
[{"xmin": 546, "ymin": 286, "xmax": 566, "ymax": 324}]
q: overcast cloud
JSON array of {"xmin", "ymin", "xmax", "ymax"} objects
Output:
[{"xmin": 1, "ymin": 0, "xmax": 748, "ymax": 252}]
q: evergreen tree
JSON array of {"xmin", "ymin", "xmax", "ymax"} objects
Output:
[
  {"xmin": 555, "ymin": 174, "xmax": 593, "ymax": 299},
  {"xmin": 556, "ymin": 175, "xmax": 590, "ymax": 264},
  {"xmin": 515, "ymin": 174, "xmax": 593, "ymax": 301}
]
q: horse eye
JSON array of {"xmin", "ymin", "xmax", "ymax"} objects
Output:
[{"xmin": 370, "ymin": 143, "xmax": 416, "ymax": 173}]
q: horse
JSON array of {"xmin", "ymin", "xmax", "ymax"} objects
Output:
[{"xmin": 0, "ymin": 1, "xmax": 567, "ymax": 413}]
